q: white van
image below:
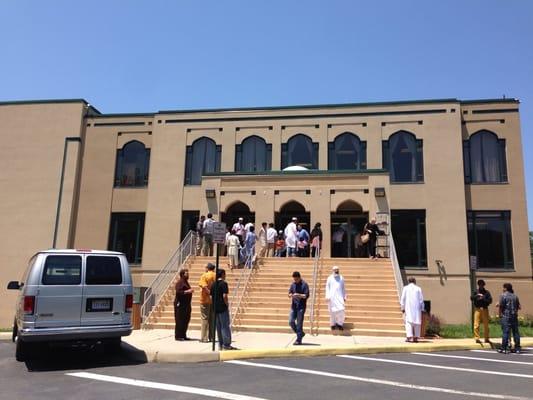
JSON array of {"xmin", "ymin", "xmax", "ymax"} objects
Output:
[{"xmin": 7, "ymin": 249, "xmax": 133, "ymax": 361}]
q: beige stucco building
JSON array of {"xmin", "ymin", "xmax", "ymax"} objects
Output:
[{"xmin": 1, "ymin": 98, "xmax": 531, "ymax": 327}]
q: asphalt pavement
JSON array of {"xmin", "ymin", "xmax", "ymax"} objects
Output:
[{"xmin": 1, "ymin": 341, "xmax": 533, "ymax": 400}]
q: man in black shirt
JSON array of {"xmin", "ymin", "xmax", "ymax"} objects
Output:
[
  {"xmin": 211, "ymin": 269, "xmax": 235, "ymax": 350},
  {"xmin": 498, "ymin": 283, "xmax": 521, "ymax": 354},
  {"xmin": 470, "ymin": 279, "xmax": 492, "ymax": 343},
  {"xmin": 288, "ymin": 271, "xmax": 310, "ymax": 345}
]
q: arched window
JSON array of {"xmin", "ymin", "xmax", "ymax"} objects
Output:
[
  {"xmin": 328, "ymin": 132, "xmax": 366, "ymax": 170},
  {"xmin": 382, "ymin": 131, "xmax": 423, "ymax": 183},
  {"xmin": 235, "ymin": 135, "xmax": 272, "ymax": 172},
  {"xmin": 185, "ymin": 137, "xmax": 221, "ymax": 185},
  {"xmin": 463, "ymin": 130, "xmax": 507, "ymax": 183},
  {"xmin": 114, "ymin": 141, "xmax": 150, "ymax": 187},
  {"xmin": 281, "ymin": 134, "xmax": 318, "ymax": 169}
]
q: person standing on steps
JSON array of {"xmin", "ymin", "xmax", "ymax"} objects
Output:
[
  {"xmin": 400, "ymin": 277, "xmax": 424, "ymax": 343},
  {"xmin": 202, "ymin": 213, "xmax": 215, "ymax": 256},
  {"xmin": 310, "ymin": 222, "xmax": 323, "ymax": 258},
  {"xmin": 285, "ymin": 217, "xmax": 298, "ymax": 257},
  {"xmin": 363, "ymin": 217, "xmax": 384, "ymax": 260},
  {"xmin": 232, "ymin": 217, "xmax": 245, "ymax": 246},
  {"xmin": 226, "ymin": 230, "xmax": 241, "ymax": 270},
  {"xmin": 470, "ymin": 279, "xmax": 492, "ymax": 344},
  {"xmin": 325, "ymin": 266, "xmax": 346, "ymax": 332},
  {"xmin": 258, "ymin": 222, "xmax": 268, "ymax": 258},
  {"xmin": 266, "ymin": 222, "xmax": 277, "ymax": 257},
  {"xmin": 174, "ymin": 268, "xmax": 194, "ymax": 341},
  {"xmin": 195, "ymin": 215, "xmax": 205, "ymax": 256},
  {"xmin": 288, "ymin": 271, "xmax": 309, "ymax": 345},
  {"xmin": 197, "ymin": 263, "xmax": 216, "ymax": 343}
]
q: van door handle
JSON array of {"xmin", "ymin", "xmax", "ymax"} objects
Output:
[{"xmin": 112, "ymin": 312, "xmax": 120, "ymax": 315}]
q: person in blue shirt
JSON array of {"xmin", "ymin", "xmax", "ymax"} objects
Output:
[
  {"xmin": 297, "ymin": 224, "xmax": 310, "ymax": 257},
  {"xmin": 288, "ymin": 271, "xmax": 310, "ymax": 345}
]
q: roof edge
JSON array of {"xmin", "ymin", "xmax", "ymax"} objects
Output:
[{"xmin": 0, "ymin": 98, "xmax": 90, "ymax": 106}]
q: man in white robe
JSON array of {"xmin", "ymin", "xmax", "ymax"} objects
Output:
[
  {"xmin": 284, "ymin": 217, "xmax": 298, "ymax": 257},
  {"xmin": 400, "ymin": 277, "xmax": 424, "ymax": 342},
  {"xmin": 325, "ymin": 266, "xmax": 346, "ymax": 331}
]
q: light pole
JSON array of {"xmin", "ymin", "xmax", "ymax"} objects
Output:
[{"xmin": 52, "ymin": 136, "xmax": 82, "ymax": 248}]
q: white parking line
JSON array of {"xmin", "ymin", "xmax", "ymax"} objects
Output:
[
  {"xmin": 412, "ymin": 352, "xmax": 533, "ymax": 366},
  {"xmin": 337, "ymin": 355, "xmax": 533, "ymax": 379},
  {"xmin": 226, "ymin": 360, "xmax": 531, "ymax": 400},
  {"xmin": 67, "ymin": 372, "xmax": 269, "ymax": 400}
]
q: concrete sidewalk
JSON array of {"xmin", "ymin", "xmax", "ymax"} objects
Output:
[{"xmin": 121, "ymin": 329, "xmax": 533, "ymax": 363}]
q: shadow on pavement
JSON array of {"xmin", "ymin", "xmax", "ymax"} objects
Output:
[{"xmin": 23, "ymin": 341, "xmax": 147, "ymax": 372}]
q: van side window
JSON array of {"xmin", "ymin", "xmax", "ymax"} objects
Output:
[
  {"xmin": 42, "ymin": 256, "xmax": 82, "ymax": 285},
  {"xmin": 86, "ymin": 256, "xmax": 122, "ymax": 285}
]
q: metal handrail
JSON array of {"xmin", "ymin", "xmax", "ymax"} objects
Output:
[
  {"xmin": 229, "ymin": 251, "xmax": 255, "ymax": 328},
  {"xmin": 140, "ymin": 230, "xmax": 196, "ymax": 327},
  {"xmin": 308, "ymin": 245, "xmax": 321, "ymax": 336},
  {"xmin": 389, "ymin": 233, "xmax": 404, "ymax": 301}
]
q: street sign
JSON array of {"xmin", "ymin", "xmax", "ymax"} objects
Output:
[
  {"xmin": 469, "ymin": 255, "xmax": 477, "ymax": 271},
  {"xmin": 212, "ymin": 222, "xmax": 227, "ymax": 244}
]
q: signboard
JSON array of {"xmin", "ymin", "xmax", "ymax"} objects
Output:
[
  {"xmin": 212, "ymin": 222, "xmax": 227, "ymax": 244},
  {"xmin": 469, "ymin": 255, "xmax": 477, "ymax": 271}
]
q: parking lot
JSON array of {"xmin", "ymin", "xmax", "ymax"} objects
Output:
[{"xmin": 1, "ymin": 340, "xmax": 532, "ymax": 400}]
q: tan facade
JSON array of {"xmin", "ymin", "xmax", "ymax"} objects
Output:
[{"xmin": 0, "ymin": 98, "xmax": 531, "ymax": 327}]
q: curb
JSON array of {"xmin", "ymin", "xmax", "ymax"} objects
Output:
[
  {"xmin": 219, "ymin": 339, "xmax": 533, "ymax": 362},
  {"xmin": 0, "ymin": 332, "xmax": 12, "ymax": 342}
]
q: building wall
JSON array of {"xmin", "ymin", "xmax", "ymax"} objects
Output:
[
  {"xmin": 0, "ymin": 101, "xmax": 85, "ymax": 326},
  {"xmin": 1, "ymin": 99, "xmax": 530, "ymax": 327}
]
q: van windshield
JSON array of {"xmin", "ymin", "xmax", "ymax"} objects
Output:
[{"xmin": 86, "ymin": 256, "xmax": 122, "ymax": 285}]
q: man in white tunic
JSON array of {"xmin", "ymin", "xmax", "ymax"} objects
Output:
[
  {"xmin": 284, "ymin": 217, "xmax": 298, "ymax": 257},
  {"xmin": 325, "ymin": 266, "xmax": 346, "ymax": 331},
  {"xmin": 400, "ymin": 277, "xmax": 424, "ymax": 342}
]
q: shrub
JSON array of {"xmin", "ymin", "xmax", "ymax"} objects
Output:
[{"xmin": 425, "ymin": 314, "xmax": 441, "ymax": 336}]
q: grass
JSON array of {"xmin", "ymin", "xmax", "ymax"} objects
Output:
[
  {"xmin": 0, "ymin": 328, "xmax": 12, "ymax": 332},
  {"xmin": 440, "ymin": 323, "xmax": 533, "ymax": 338}
]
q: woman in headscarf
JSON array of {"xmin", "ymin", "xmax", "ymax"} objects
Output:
[
  {"xmin": 310, "ymin": 222, "xmax": 323, "ymax": 258},
  {"xmin": 174, "ymin": 268, "xmax": 194, "ymax": 341}
]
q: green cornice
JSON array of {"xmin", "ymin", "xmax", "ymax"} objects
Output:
[{"xmin": 204, "ymin": 169, "xmax": 389, "ymax": 177}]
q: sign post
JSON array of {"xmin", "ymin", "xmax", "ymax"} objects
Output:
[{"xmin": 211, "ymin": 222, "xmax": 226, "ymax": 351}]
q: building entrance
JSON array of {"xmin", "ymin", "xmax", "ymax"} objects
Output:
[
  {"xmin": 331, "ymin": 200, "xmax": 368, "ymax": 258},
  {"xmin": 221, "ymin": 201, "xmax": 255, "ymax": 230},
  {"xmin": 275, "ymin": 201, "xmax": 310, "ymax": 232}
]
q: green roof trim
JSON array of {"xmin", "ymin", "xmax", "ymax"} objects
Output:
[
  {"xmin": 0, "ymin": 98, "xmax": 89, "ymax": 106},
  {"xmin": 460, "ymin": 98, "xmax": 519, "ymax": 105},
  {"xmin": 204, "ymin": 169, "xmax": 389, "ymax": 177}
]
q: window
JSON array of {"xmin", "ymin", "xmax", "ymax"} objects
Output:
[
  {"xmin": 42, "ymin": 256, "xmax": 82, "ymax": 285},
  {"xmin": 235, "ymin": 136, "xmax": 272, "ymax": 172},
  {"xmin": 328, "ymin": 132, "xmax": 367, "ymax": 170},
  {"xmin": 382, "ymin": 131, "xmax": 423, "ymax": 183},
  {"xmin": 391, "ymin": 210, "xmax": 427, "ymax": 268},
  {"xmin": 185, "ymin": 137, "xmax": 221, "ymax": 185},
  {"xmin": 86, "ymin": 256, "xmax": 122, "ymax": 285},
  {"xmin": 467, "ymin": 211, "xmax": 513, "ymax": 269},
  {"xmin": 282, "ymin": 134, "xmax": 318, "ymax": 169},
  {"xmin": 463, "ymin": 130, "xmax": 507, "ymax": 183},
  {"xmin": 114, "ymin": 141, "xmax": 150, "ymax": 187},
  {"xmin": 108, "ymin": 213, "xmax": 145, "ymax": 264}
]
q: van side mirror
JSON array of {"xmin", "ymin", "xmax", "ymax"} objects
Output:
[{"xmin": 7, "ymin": 281, "xmax": 21, "ymax": 290}]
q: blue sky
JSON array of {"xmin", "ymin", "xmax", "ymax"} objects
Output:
[{"xmin": 2, "ymin": 1, "xmax": 532, "ymax": 228}]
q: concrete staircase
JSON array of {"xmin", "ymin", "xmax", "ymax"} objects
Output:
[{"xmin": 144, "ymin": 256, "xmax": 405, "ymax": 337}]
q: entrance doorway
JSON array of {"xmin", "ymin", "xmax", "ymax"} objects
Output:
[
  {"xmin": 221, "ymin": 201, "xmax": 255, "ymax": 229},
  {"xmin": 275, "ymin": 201, "xmax": 310, "ymax": 232},
  {"xmin": 331, "ymin": 200, "xmax": 368, "ymax": 258}
]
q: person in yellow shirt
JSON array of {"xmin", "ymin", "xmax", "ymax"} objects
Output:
[{"xmin": 198, "ymin": 263, "xmax": 216, "ymax": 342}]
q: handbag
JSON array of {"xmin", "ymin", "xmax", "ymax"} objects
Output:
[{"xmin": 361, "ymin": 233, "xmax": 370, "ymax": 244}]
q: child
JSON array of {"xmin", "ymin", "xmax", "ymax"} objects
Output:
[{"xmin": 275, "ymin": 234, "xmax": 286, "ymax": 257}]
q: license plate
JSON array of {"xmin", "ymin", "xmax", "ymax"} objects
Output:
[{"xmin": 87, "ymin": 298, "xmax": 113, "ymax": 312}]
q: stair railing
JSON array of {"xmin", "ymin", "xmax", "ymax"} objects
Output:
[
  {"xmin": 308, "ymin": 245, "xmax": 321, "ymax": 336},
  {"xmin": 229, "ymin": 250, "xmax": 256, "ymax": 328},
  {"xmin": 140, "ymin": 230, "xmax": 197, "ymax": 327},
  {"xmin": 389, "ymin": 233, "xmax": 404, "ymax": 301}
]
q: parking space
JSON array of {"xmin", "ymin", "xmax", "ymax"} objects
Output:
[{"xmin": 1, "ymin": 340, "xmax": 533, "ymax": 400}]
